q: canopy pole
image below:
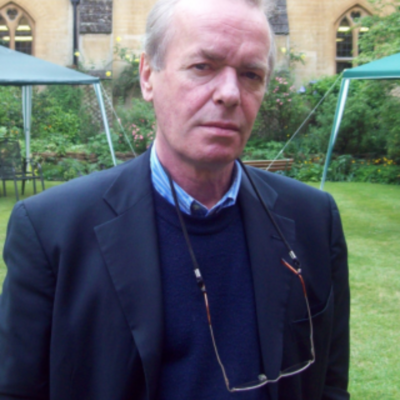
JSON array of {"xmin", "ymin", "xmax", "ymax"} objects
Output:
[
  {"xmin": 320, "ymin": 78, "xmax": 350, "ymax": 190},
  {"xmin": 93, "ymin": 83, "xmax": 117, "ymax": 166},
  {"xmin": 22, "ymin": 85, "xmax": 32, "ymax": 162}
]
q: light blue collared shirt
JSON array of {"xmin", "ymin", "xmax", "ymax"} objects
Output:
[{"xmin": 150, "ymin": 145, "xmax": 242, "ymax": 218}]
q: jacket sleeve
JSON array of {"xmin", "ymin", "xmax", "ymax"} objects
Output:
[
  {"xmin": 0, "ymin": 202, "xmax": 54, "ymax": 400},
  {"xmin": 322, "ymin": 194, "xmax": 350, "ymax": 400}
]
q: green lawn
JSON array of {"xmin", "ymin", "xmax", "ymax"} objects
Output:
[
  {"xmin": 310, "ymin": 182, "xmax": 400, "ymax": 400},
  {"xmin": 0, "ymin": 181, "xmax": 62, "ymax": 285},
  {"xmin": 0, "ymin": 181, "xmax": 399, "ymax": 399}
]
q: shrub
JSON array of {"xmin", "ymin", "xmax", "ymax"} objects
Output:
[
  {"xmin": 242, "ymin": 138, "xmax": 286, "ymax": 160},
  {"xmin": 114, "ymin": 98, "xmax": 156, "ymax": 154},
  {"xmin": 41, "ymin": 158, "xmax": 89, "ymax": 181},
  {"xmin": 0, "ymin": 86, "xmax": 24, "ymax": 136},
  {"xmin": 32, "ymin": 86, "xmax": 87, "ymax": 144},
  {"xmin": 288, "ymin": 77, "xmax": 399, "ymax": 160},
  {"xmin": 253, "ymin": 73, "xmax": 309, "ymax": 142},
  {"xmin": 113, "ymin": 44, "xmax": 141, "ymax": 100},
  {"xmin": 287, "ymin": 155, "xmax": 400, "ymax": 185}
]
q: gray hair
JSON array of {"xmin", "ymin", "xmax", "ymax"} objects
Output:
[{"xmin": 144, "ymin": 0, "xmax": 276, "ymax": 83}]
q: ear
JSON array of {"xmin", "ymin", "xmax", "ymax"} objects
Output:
[{"xmin": 139, "ymin": 53, "xmax": 154, "ymax": 102}]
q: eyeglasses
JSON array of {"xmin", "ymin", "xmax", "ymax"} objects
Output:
[
  {"xmin": 202, "ymin": 258, "xmax": 315, "ymax": 392},
  {"xmin": 166, "ymin": 161, "xmax": 315, "ymax": 393}
]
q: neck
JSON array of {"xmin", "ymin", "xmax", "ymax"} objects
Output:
[{"xmin": 155, "ymin": 141, "xmax": 235, "ymax": 209}]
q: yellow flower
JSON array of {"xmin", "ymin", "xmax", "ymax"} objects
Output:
[
  {"xmin": 106, "ymin": 71, "xmax": 112, "ymax": 77},
  {"xmin": 74, "ymin": 51, "xmax": 80, "ymax": 57},
  {"xmin": 281, "ymin": 47, "xmax": 287, "ymax": 54},
  {"xmin": 116, "ymin": 36, "xmax": 121, "ymax": 42}
]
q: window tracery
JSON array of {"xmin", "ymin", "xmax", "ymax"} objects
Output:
[
  {"xmin": 336, "ymin": 6, "xmax": 370, "ymax": 73},
  {"xmin": 0, "ymin": 3, "xmax": 34, "ymax": 55}
]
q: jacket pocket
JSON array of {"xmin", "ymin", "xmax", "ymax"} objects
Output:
[{"xmin": 282, "ymin": 286, "xmax": 334, "ymax": 369}]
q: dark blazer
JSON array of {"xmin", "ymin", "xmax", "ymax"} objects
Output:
[{"xmin": 0, "ymin": 149, "xmax": 349, "ymax": 400}]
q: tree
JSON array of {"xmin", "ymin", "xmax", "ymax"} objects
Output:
[{"xmin": 356, "ymin": 0, "xmax": 400, "ymax": 64}]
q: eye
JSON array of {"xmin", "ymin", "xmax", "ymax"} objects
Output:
[
  {"xmin": 243, "ymin": 71, "xmax": 262, "ymax": 81},
  {"xmin": 193, "ymin": 63, "xmax": 211, "ymax": 71}
]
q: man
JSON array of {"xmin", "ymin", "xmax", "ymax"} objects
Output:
[{"xmin": 0, "ymin": 0, "xmax": 350, "ymax": 399}]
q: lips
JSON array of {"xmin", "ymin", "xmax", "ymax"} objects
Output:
[{"xmin": 200, "ymin": 122, "xmax": 240, "ymax": 131}]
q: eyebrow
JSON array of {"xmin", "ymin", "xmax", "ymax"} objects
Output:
[
  {"xmin": 193, "ymin": 49, "xmax": 268, "ymax": 73},
  {"xmin": 196, "ymin": 49, "xmax": 226, "ymax": 62}
]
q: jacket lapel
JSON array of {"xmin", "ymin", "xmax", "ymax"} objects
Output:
[
  {"xmin": 239, "ymin": 170, "xmax": 296, "ymax": 399},
  {"xmin": 94, "ymin": 150, "xmax": 163, "ymax": 400}
]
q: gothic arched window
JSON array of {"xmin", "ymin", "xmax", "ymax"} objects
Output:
[
  {"xmin": 0, "ymin": 4, "xmax": 34, "ymax": 55},
  {"xmin": 336, "ymin": 7, "xmax": 370, "ymax": 73}
]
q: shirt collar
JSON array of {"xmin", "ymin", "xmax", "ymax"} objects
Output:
[{"xmin": 150, "ymin": 145, "xmax": 242, "ymax": 217}]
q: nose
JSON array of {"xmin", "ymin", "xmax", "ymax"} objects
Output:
[{"xmin": 212, "ymin": 67, "xmax": 241, "ymax": 108}]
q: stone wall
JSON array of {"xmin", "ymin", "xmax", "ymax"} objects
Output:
[
  {"xmin": 80, "ymin": 0, "xmax": 113, "ymax": 34},
  {"xmin": 286, "ymin": 0, "xmax": 375, "ymax": 85},
  {"xmin": 0, "ymin": 0, "xmax": 73, "ymax": 66},
  {"xmin": 1, "ymin": 0, "xmax": 396, "ymax": 85}
]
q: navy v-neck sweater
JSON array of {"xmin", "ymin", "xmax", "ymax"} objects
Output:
[{"xmin": 153, "ymin": 190, "xmax": 268, "ymax": 400}]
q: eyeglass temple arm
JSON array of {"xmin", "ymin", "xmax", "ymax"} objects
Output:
[{"xmin": 281, "ymin": 259, "xmax": 307, "ymax": 297}]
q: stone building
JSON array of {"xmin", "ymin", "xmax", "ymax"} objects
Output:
[{"xmin": 0, "ymin": 0, "xmax": 394, "ymax": 85}]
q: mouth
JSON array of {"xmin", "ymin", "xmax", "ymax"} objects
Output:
[{"xmin": 200, "ymin": 122, "xmax": 240, "ymax": 133}]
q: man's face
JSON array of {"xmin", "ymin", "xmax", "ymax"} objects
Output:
[{"xmin": 141, "ymin": 0, "xmax": 271, "ymax": 170}]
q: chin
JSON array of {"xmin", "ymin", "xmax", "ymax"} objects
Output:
[{"xmin": 196, "ymin": 151, "xmax": 239, "ymax": 169}]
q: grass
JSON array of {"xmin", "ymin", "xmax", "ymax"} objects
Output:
[
  {"xmin": 0, "ymin": 181, "xmax": 62, "ymax": 285},
  {"xmin": 313, "ymin": 182, "xmax": 400, "ymax": 400},
  {"xmin": 0, "ymin": 181, "xmax": 399, "ymax": 399}
]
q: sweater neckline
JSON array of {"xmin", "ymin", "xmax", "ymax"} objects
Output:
[{"xmin": 153, "ymin": 189, "xmax": 241, "ymax": 236}]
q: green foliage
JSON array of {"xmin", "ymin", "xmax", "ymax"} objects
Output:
[
  {"xmin": 41, "ymin": 158, "xmax": 89, "ymax": 181},
  {"xmin": 253, "ymin": 73, "xmax": 308, "ymax": 142},
  {"xmin": 32, "ymin": 86, "xmax": 85, "ymax": 143},
  {"xmin": 284, "ymin": 76, "xmax": 399, "ymax": 160},
  {"xmin": 113, "ymin": 44, "xmax": 141, "ymax": 100},
  {"xmin": 380, "ymin": 95, "xmax": 400, "ymax": 162},
  {"xmin": 287, "ymin": 154, "xmax": 400, "ymax": 185},
  {"xmin": 288, "ymin": 48, "xmax": 306, "ymax": 69},
  {"xmin": 86, "ymin": 131, "xmax": 123, "ymax": 169},
  {"xmin": 289, "ymin": 161, "xmax": 323, "ymax": 182},
  {"xmin": 45, "ymin": 85, "xmax": 83, "ymax": 115},
  {"xmin": 0, "ymin": 85, "xmax": 100, "ymax": 148},
  {"xmin": 356, "ymin": 0, "xmax": 400, "ymax": 64},
  {"xmin": 0, "ymin": 86, "xmax": 24, "ymax": 137},
  {"xmin": 114, "ymin": 98, "xmax": 156, "ymax": 154},
  {"xmin": 243, "ymin": 138, "xmax": 286, "ymax": 160},
  {"xmin": 23, "ymin": 135, "xmax": 72, "ymax": 157}
]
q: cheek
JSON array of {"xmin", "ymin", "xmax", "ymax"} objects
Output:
[{"xmin": 243, "ymin": 93, "xmax": 264, "ymax": 125}]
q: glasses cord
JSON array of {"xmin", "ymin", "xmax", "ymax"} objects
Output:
[{"xmin": 237, "ymin": 159, "xmax": 301, "ymax": 270}]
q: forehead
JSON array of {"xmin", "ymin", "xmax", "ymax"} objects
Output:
[{"xmin": 167, "ymin": 0, "xmax": 270, "ymax": 66}]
